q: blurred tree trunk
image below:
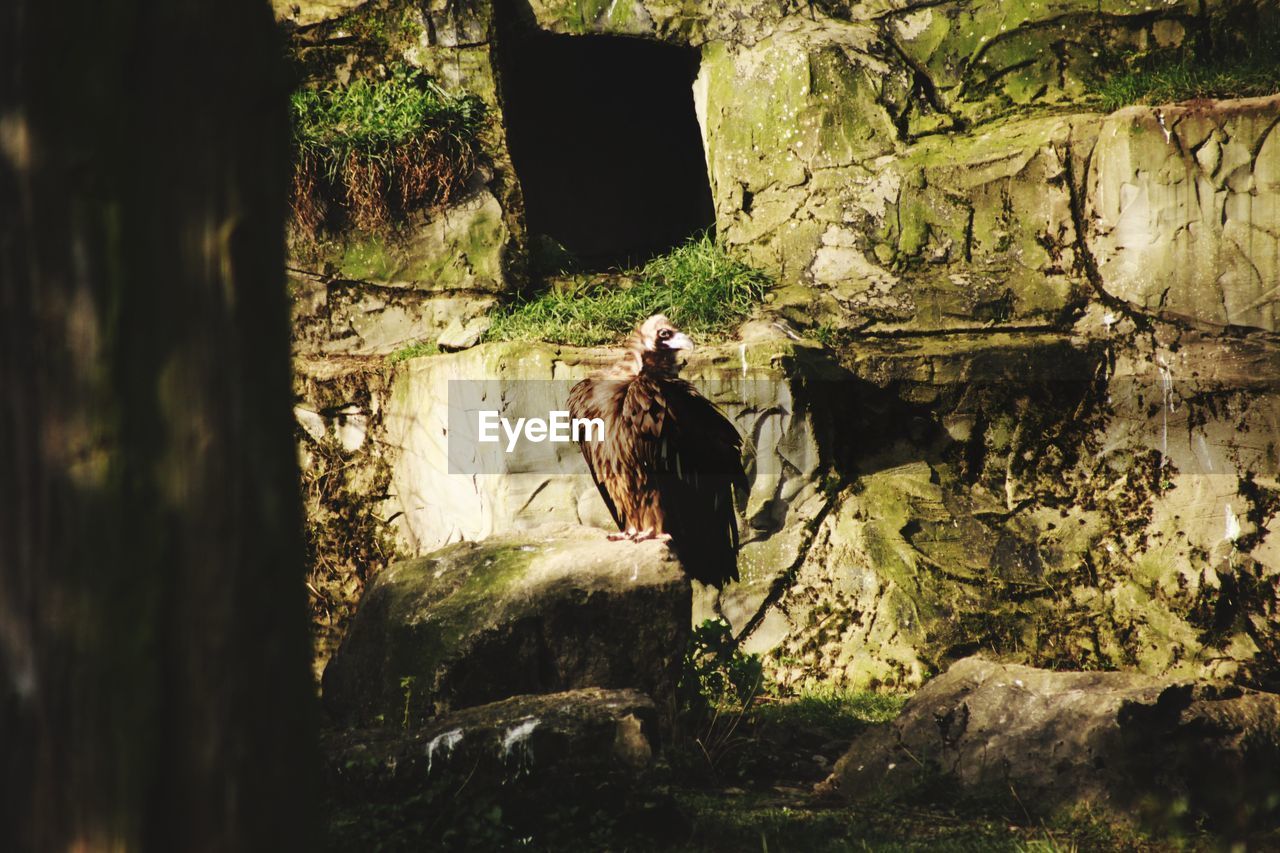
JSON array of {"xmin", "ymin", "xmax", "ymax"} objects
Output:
[{"xmin": 0, "ymin": 0, "xmax": 316, "ymax": 850}]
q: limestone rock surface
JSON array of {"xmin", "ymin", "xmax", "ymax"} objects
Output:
[
  {"xmin": 1086, "ymin": 95, "xmax": 1280, "ymax": 332},
  {"xmin": 820, "ymin": 657, "xmax": 1280, "ymax": 833}
]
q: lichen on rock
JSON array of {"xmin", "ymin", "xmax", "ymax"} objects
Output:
[
  {"xmin": 321, "ymin": 524, "xmax": 691, "ymax": 726},
  {"xmin": 820, "ymin": 657, "xmax": 1280, "ymax": 834}
]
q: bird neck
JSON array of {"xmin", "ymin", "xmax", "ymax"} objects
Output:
[
  {"xmin": 620, "ymin": 346, "xmax": 681, "ymax": 379},
  {"xmin": 639, "ymin": 349, "xmax": 681, "ymax": 378}
]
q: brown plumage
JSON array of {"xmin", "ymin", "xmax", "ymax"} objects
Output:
[{"xmin": 567, "ymin": 315, "xmax": 749, "ymax": 587}]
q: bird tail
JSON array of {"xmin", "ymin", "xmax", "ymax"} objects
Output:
[{"xmin": 669, "ymin": 539, "xmax": 739, "ymax": 589}]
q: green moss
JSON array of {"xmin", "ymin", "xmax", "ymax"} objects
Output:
[
  {"xmin": 897, "ymin": 196, "xmax": 932, "ymax": 258},
  {"xmin": 459, "ymin": 205, "xmax": 505, "ymax": 280},
  {"xmin": 804, "ymin": 46, "xmax": 896, "ymax": 168},
  {"xmin": 330, "ymin": 192, "xmax": 506, "ymax": 289},
  {"xmin": 339, "ymin": 234, "xmax": 396, "ymax": 280},
  {"xmin": 387, "ymin": 542, "xmax": 539, "ymax": 722}
]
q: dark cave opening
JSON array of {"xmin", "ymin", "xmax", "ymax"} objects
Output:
[{"xmin": 496, "ymin": 21, "xmax": 715, "ymax": 271}]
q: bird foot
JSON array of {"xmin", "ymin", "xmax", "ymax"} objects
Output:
[{"xmin": 608, "ymin": 529, "xmax": 671, "ymax": 542}]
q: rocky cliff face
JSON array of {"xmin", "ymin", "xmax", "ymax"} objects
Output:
[
  {"xmin": 280, "ymin": 0, "xmax": 523, "ymax": 357},
  {"xmin": 280, "ymin": 0, "xmax": 1280, "ymax": 692}
]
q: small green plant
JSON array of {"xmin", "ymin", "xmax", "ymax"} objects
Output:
[
  {"xmin": 674, "ymin": 618, "xmax": 764, "ymax": 782},
  {"xmin": 387, "ymin": 340, "xmax": 439, "ymax": 364},
  {"xmin": 681, "ymin": 618, "xmax": 764, "ymax": 714},
  {"xmin": 399, "ymin": 675, "xmax": 416, "ymax": 728},
  {"xmin": 290, "ymin": 66, "xmax": 485, "ymax": 235},
  {"xmin": 486, "ymin": 233, "xmax": 772, "ymax": 346},
  {"xmin": 812, "ymin": 322, "xmax": 838, "ymax": 348}
]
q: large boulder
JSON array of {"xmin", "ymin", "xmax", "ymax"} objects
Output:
[
  {"xmin": 324, "ymin": 686, "xmax": 658, "ymax": 792},
  {"xmin": 323, "ymin": 688, "xmax": 662, "ymax": 846},
  {"xmin": 819, "ymin": 657, "xmax": 1280, "ymax": 834},
  {"xmin": 321, "ymin": 524, "xmax": 690, "ymax": 727}
]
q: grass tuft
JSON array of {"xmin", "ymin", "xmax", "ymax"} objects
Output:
[
  {"xmin": 290, "ymin": 66, "xmax": 484, "ymax": 236},
  {"xmin": 754, "ymin": 685, "xmax": 909, "ymax": 739},
  {"xmin": 1092, "ymin": 33, "xmax": 1280, "ymax": 112},
  {"xmin": 486, "ymin": 233, "xmax": 772, "ymax": 346},
  {"xmin": 387, "ymin": 340, "xmax": 440, "ymax": 364}
]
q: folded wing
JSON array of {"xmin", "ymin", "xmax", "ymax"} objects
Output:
[{"xmin": 622, "ymin": 377, "xmax": 747, "ymax": 587}]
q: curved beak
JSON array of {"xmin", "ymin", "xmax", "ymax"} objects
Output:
[{"xmin": 666, "ymin": 332, "xmax": 694, "ymax": 351}]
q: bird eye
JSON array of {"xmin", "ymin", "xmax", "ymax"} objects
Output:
[{"xmin": 658, "ymin": 329, "xmax": 672, "ymax": 340}]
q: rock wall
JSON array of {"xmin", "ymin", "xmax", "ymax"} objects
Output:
[
  {"xmin": 691, "ymin": 2, "xmax": 1280, "ymax": 335},
  {"xmin": 347, "ymin": 320, "xmax": 1277, "ymax": 692},
  {"xmin": 278, "ymin": 0, "xmax": 524, "ymax": 356},
  {"xmin": 1088, "ymin": 97, "xmax": 1280, "ymax": 332},
  {"xmin": 282, "ymin": 0, "xmax": 1280, "ymax": 691},
  {"xmin": 277, "ymin": 0, "xmax": 1280, "ymax": 351}
]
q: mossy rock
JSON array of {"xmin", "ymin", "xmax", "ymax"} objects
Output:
[
  {"xmin": 321, "ymin": 524, "xmax": 691, "ymax": 727},
  {"xmin": 322, "ymin": 687, "xmax": 661, "ymax": 848},
  {"xmin": 822, "ymin": 657, "xmax": 1280, "ymax": 835},
  {"xmin": 887, "ymin": 0, "xmax": 1200, "ymax": 125}
]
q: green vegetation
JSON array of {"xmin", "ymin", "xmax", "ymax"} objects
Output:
[
  {"xmin": 290, "ymin": 66, "xmax": 485, "ymax": 235},
  {"xmin": 486, "ymin": 234, "xmax": 772, "ymax": 346},
  {"xmin": 1093, "ymin": 37, "xmax": 1280, "ymax": 111},
  {"xmin": 680, "ymin": 618, "xmax": 764, "ymax": 716},
  {"xmin": 387, "ymin": 340, "xmax": 439, "ymax": 363},
  {"xmin": 673, "ymin": 619, "xmax": 909, "ymax": 791},
  {"xmin": 753, "ymin": 684, "xmax": 908, "ymax": 740},
  {"xmin": 675, "ymin": 619, "xmax": 765, "ymax": 784},
  {"xmin": 671, "ymin": 790, "xmax": 1143, "ymax": 852},
  {"xmin": 324, "ymin": 621, "xmax": 1219, "ymax": 851}
]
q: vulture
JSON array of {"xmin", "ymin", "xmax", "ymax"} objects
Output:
[{"xmin": 567, "ymin": 314, "xmax": 749, "ymax": 587}]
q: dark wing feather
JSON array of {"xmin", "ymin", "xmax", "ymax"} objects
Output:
[
  {"xmin": 567, "ymin": 377, "xmax": 623, "ymax": 530},
  {"xmin": 630, "ymin": 377, "xmax": 748, "ymax": 587}
]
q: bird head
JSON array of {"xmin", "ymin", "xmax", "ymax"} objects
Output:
[
  {"xmin": 621, "ymin": 315, "xmax": 693, "ymax": 377},
  {"xmin": 637, "ymin": 314, "xmax": 694, "ymax": 353}
]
